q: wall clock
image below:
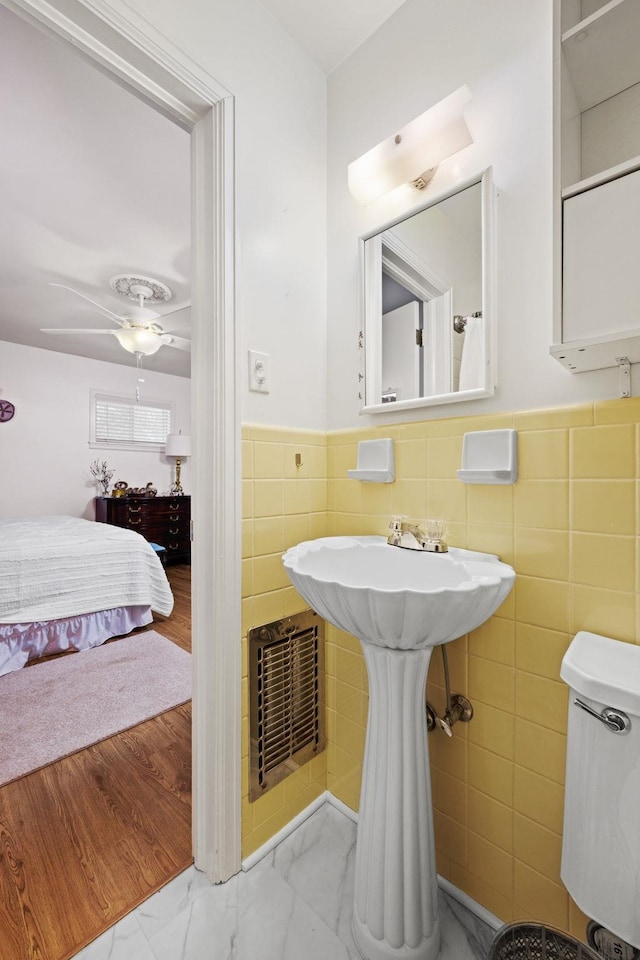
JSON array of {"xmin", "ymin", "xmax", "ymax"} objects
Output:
[{"xmin": 0, "ymin": 400, "xmax": 15, "ymax": 422}]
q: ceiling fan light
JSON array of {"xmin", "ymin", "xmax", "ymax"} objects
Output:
[{"xmin": 114, "ymin": 327, "xmax": 163, "ymax": 356}]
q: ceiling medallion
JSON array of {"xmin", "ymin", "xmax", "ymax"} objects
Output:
[{"xmin": 109, "ymin": 274, "xmax": 173, "ymax": 305}]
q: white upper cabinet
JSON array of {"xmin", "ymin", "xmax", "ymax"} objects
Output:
[{"xmin": 552, "ymin": 0, "xmax": 640, "ymax": 373}]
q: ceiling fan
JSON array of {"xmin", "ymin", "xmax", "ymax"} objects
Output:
[{"xmin": 42, "ymin": 274, "xmax": 191, "ymax": 357}]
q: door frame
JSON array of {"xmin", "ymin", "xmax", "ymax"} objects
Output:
[
  {"xmin": 381, "ymin": 235, "xmax": 454, "ymax": 397},
  {"xmin": 365, "ymin": 229, "xmax": 454, "ymax": 405},
  {"xmin": 2, "ymin": 0, "xmax": 241, "ymax": 882}
]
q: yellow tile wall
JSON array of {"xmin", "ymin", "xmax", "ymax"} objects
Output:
[
  {"xmin": 241, "ymin": 401, "xmax": 639, "ymax": 941},
  {"xmin": 324, "ymin": 399, "xmax": 640, "ymax": 939},
  {"xmin": 241, "ymin": 424, "xmax": 328, "ymax": 857}
]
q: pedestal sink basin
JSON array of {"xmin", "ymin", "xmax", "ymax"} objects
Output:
[
  {"xmin": 283, "ymin": 535, "xmax": 514, "ymax": 650},
  {"xmin": 283, "ymin": 536, "xmax": 515, "ymax": 960}
]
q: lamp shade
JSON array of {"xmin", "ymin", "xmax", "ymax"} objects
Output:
[
  {"xmin": 347, "ymin": 85, "xmax": 473, "ymax": 206},
  {"xmin": 165, "ymin": 433, "xmax": 191, "ymax": 458},
  {"xmin": 114, "ymin": 327, "xmax": 164, "ymax": 355}
]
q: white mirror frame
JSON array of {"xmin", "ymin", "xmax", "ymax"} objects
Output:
[{"xmin": 360, "ymin": 167, "xmax": 496, "ymax": 415}]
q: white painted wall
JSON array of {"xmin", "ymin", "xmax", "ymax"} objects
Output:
[
  {"xmin": 327, "ymin": 0, "xmax": 621, "ymax": 429},
  {"xmin": 119, "ymin": 0, "xmax": 328, "ymax": 430},
  {"xmin": 0, "ymin": 341, "xmax": 190, "ymax": 519}
]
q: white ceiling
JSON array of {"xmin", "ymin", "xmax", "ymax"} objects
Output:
[
  {"xmin": 0, "ymin": 6, "xmax": 191, "ymax": 377},
  {"xmin": 258, "ymin": 0, "xmax": 408, "ymax": 73}
]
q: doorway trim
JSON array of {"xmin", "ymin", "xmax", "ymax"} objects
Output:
[{"xmin": 2, "ymin": 0, "xmax": 241, "ymax": 882}]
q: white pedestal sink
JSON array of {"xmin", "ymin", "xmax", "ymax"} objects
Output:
[{"xmin": 283, "ymin": 535, "xmax": 515, "ymax": 960}]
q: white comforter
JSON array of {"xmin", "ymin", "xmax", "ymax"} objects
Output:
[{"xmin": 0, "ymin": 515, "xmax": 174, "ymax": 623}]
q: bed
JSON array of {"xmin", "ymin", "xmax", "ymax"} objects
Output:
[{"xmin": 0, "ymin": 515, "xmax": 174, "ymax": 677}]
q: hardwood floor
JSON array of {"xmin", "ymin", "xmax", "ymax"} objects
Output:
[{"xmin": 0, "ymin": 565, "xmax": 192, "ymax": 960}]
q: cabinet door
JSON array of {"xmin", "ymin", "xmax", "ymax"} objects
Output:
[{"xmin": 563, "ymin": 168, "xmax": 640, "ymax": 342}]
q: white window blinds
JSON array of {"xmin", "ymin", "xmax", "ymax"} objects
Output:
[{"xmin": 91, "ymin": 392, "xmax": 173, "ymax": 450}]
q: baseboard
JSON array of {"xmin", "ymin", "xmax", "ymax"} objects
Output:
[
  {"xmin": 437, "ymin": 874, "xmax": 504, "ymax": 931},
  {"xmin": 241, "ymin": 791, "xmax": 331, "ymax": 871},
  {"xmin": 325, "ymin": 791, "xmax": 358, "ymax": 823},
  {"xmin": 242, "ymin": 790, "xmax": 505, "ymax": 936}
]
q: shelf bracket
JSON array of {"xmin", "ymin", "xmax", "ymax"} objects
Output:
[{"xmin": 616, "ymin": 356, "xmax": 631, "ymax": 399}]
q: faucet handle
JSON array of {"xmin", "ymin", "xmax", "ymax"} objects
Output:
[
  {"xmin": 413, "ymin": 518, "xmax": 448, "ymax": 553},
  {"xmin": 387, "ymin": 515, "xmax": 406, "ymax": 546},
  {"xmin": 425, "ymin": 518, "xmax": 447, "ymax": 541},
  {"xmin": 435, "ymin": 715, "xmax": 454, "ymax": 737}
]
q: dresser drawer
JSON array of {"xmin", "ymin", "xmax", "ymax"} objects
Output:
[
  {"xmin": 151, "ymin": 502, "xmax": 190, "ymax": 521},
  {"xmin": 95, "ymin": 495, "xmax": 191, "ymax": 565}
]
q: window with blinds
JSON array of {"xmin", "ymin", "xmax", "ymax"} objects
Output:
[{"xmin": 90, "ymin": 391, "xmax": 173, "ymax": 450}]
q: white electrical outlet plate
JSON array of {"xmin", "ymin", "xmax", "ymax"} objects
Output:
[{"xmin": 249, "ymin": 350, "xmax": 270, "ymax": 393}]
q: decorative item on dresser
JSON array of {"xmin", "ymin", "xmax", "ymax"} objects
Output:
[
  {"xmin": 96, "ymin": 495, "xmax": 191, "ymax": 565},
  {"xmin": 89, "ymin": 458, "xmax": 115, "ymax": 497}
]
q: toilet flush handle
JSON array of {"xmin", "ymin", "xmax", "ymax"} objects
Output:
[{"xmin": 574, "ymin": 698, "xmax": 631, "ymax": 734}]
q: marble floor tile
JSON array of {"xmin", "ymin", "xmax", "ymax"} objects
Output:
[
  {"xmin": 71, "ymin": 913, "xmax": 156, "ymax": 960},
  {"xmin": 71, "ymin": 801, "xmax": 491, "ymax": 960},
  {"xmin": 442, "ymin": 891, "xmax": 496, "ymax": 958},
  {"xmin": 268, "ymin": 802, "xmax": 358, "ymax": 952},
  {"xmin": 135, "ymin": 864, "xmax": 212, "ymax": 941},
  {"xmin": 147, "ymin": 856, "xmax": 354, "ymax": 960},
  {"xmin": 439, "ymin": 893, "xmax": 488, "ymax": 960}
]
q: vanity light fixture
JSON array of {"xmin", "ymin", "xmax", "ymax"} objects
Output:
[{"xmin": 347, "ymin": 85, "xmax": 473, "ymax": 206}]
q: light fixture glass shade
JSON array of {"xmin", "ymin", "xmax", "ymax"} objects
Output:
[
  {"xmin": 115, "ymin": 327, "xmax": 163, "ymax": 355},
  {"xmin": 165, "ymin": 433, "xmax": 192, "ymax": 458},
  {"xmin": 347, "ymin": 85, "xmax": 473, "ymax": 206}
]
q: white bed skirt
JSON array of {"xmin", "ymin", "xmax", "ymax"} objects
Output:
[{"xmin": 0, "ymin": 605, "xmax": 153, "ymax": 677}]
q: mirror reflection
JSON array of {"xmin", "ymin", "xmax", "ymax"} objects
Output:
[{"xmin": 362, "ymin": 171, "xmax": 493, "ymax": 413}]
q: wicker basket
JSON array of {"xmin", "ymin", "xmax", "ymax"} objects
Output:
[{"xmin": 489, "ymin": 923, "xmax": 601, "ymax": 960}]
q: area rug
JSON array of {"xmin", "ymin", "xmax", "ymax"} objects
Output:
[{"xmin": 0, "ymin": 630, "xmax": 191, "ymax": 786}]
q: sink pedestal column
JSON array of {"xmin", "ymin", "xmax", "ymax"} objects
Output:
[{"xmin": 352, "ymin": 643, "xmax": 440, "ymax": 960}]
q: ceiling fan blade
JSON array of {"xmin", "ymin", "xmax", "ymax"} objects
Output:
[
  {"xmin": 49, "ymin": 284, "xmax": 128, "ymax": 327},
  {"xmin": 41, "ymin": 327, "xmax": 119, "ymax": 335},
  {"xmin": 164, "ymin": 335, "xmax": 191, "ymax": 352},
  {"xmin": 160, "ymin": 303, "xmax": 190, "ymax": 320}
]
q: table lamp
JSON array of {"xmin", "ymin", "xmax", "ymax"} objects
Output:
[{"xmin": 165, "ymin": 432, "xmax": 191, "ymax": 495}]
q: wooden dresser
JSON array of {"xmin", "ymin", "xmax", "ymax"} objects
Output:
[{"xmin": 95, "ymin": 495, "xmax": 191, "ymax": 565}]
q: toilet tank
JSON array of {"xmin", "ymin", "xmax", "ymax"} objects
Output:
[{"xmin": 560, "ymin": 631, "xmax": 640, "ymax": 949}]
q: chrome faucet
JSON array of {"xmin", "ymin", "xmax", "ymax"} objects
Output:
[{"xmin": 387, "ymin": 516, "xmax": 448, "ymax": 553}]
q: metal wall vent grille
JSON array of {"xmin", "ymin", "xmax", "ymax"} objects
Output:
[{"xmin": 249, "ymin": 610, "xmax": 325, "ymax": 801}]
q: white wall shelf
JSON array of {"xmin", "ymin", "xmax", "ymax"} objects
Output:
[
  {"xmin": 550, "ymin": 333, "xmax": 640, "ymax": 373},
  {"xmin": 562, "ymin": 0, "xmax": 640, "ymax": 113},
  {"xmin": 562, "ymin": 152, "xmax": 640, "ymax": 199},
  {"xmin": 347, "ymin": 438, "xmax": 395, "ymax": 483},
  {"xmin": 457, "ymin": 429, "xmax": 518, "ymax": 485}
]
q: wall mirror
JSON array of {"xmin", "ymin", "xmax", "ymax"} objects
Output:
[{"xmin": 360, "ymin": 167, "xmax": 496, "ymax": 414}]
